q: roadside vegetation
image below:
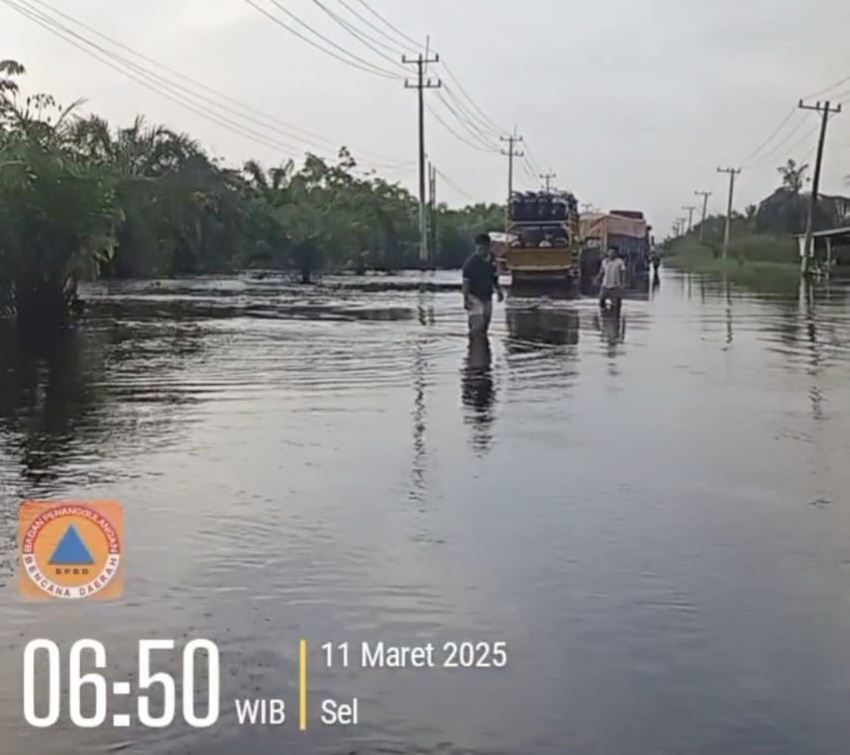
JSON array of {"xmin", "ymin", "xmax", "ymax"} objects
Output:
[
  {"xmin": 663, "ymin": 158, "xmax": 848, "ymax": 280},
  {"xmin": 0, "ymin": 59, "xmax": 502, "ymax": 334}
]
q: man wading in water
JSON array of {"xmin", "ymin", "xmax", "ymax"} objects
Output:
[
  {"xmin": 462, "ymin": 233, "xmax": 504, "ymax": 336},
  {"xmin": 597, "ymin": 246, "xmax": 627, "ymax": 316}
]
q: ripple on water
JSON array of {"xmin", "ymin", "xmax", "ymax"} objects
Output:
[{"xmin": 1, "ymin": 273, "xmax": 850, "ymax": 755}]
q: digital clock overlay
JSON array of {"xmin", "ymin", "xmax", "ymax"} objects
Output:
[{"xmin": 18, "ymin": 500, "xmax": 124, "ymax": 600}]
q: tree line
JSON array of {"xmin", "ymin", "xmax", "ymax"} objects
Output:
[{"xmin": 0, "ymin": 59, "xmax": 503, "ymax": 332}]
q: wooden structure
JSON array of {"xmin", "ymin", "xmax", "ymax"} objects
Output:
[{"xmin": 795, "ymin": 226, "xmax": 850, "ymax": 275}]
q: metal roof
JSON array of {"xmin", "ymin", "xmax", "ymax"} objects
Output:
[{"xmin": 794, "ymin": 226, "xmax": 850, "ymax": 239}]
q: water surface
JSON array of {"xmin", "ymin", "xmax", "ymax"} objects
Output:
[{"xmin": 1, "ymin": 271, "xmax": 849, "ymax": 754}]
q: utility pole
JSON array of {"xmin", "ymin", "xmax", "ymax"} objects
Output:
[
  {"xmin": 681, "ymin": 204, "xmax": 697, "ymax": 233},
  {"xmin": 675, "ymin": 217, "xmax": 686, "ymax": 237},
  {"xmin": 500, "ymin": 128, "xmax": 523, "ymax": 232},
  {"xmin": 540, "ymin": 170, "xmax": 556, "ymax": 192},
  {"xmin": 716, "ymin": 167, "xmax": 742, "ymax": 260},
  {"xmin": 403, "ymin": 52, "xmax": 440, "ymax": 266},
  {"xmin": 694, "ymin": 190, "xmax": 712, "ymax": 242},
  {"xmin": 428, "ymin": 162, "xmax": 437, "ymax": 266},
  {"xmin": 798, "ymin": 99, "xmax": 842, "ymax": 275}
]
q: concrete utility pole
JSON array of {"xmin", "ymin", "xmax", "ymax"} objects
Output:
[
  {"xmin": 681, "ymin": 204, "xmax": 697, "ymax": 233},
  {"xmin": 428, "ymin": 162, "xmax": 437, "ymax": 265},
  {"xmin": 716, "ymin": 167, "xmax": 742, "ymax": 260},
  {"xmin": 500, "ymin": 128, "xmax": 524, "ymax": 232},
  {"xmin": 540, "ymin": 170, "xmax": 556, "ymax": 192},
  {"xmin": 798, "ymin": 99, "xmax": 842, "ymax": 275},
  {"xmin": 675, "ymin": 217, "xmax": 686, "ymax": 236},
  {"xmin": 694, "ymin": 190, "xmax": 712, "ymax": 242},
  {"xmin": 403, "ymin": 52, "xmax": 440, "ymax": 266}
]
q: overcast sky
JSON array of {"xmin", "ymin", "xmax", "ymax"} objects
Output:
[{"xmin": 4, "ymin": 0, "xmax": 850, "ymax": 235}]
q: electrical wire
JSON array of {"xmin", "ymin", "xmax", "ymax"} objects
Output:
[
  {"xmin": 740, "ymin": 106, "xmax": 799, "ymax": 166},
  {"xmin": 441, "ymin": 85, "xmax": 501, "ymax": 140},
  {"xmin": 23, "ymin": 0, "xmax": 410, "ymax": 167},
  {"xmin": 307, "ymin": 0, "xmax": 409, "ymax": 71},
  {"xmin": 340, "ymin": 0, "xmax": 505, "ymax": 136},
  {"xmin": 440, "ymin": 60, "xmax": 506, "ymax": 136},
  {"xmin": 335, "ymin": 0, "xmax": 526, "ymax": 168},
  {"xmin": 435, "ymin": 91, "xmax": 499, "ymax": 151},
  {"xmin": 802, "ymin": 74, "xmax": 850, "ymax": 101},
  {"xmin": 352, "ymin": 0, "xmax": 423, "ymax": 50},
  {"xmin": 434, "ymin": 167, "xmax": 476, "ymax": 202},
  {"xmin": 522, "ymin": 143, "xmax": 544, "ymax": 174},
  {"xmin": 333, "ymin": 0, "xmax": 418, "ymax": 56},
  {"xmin": 242, "ymin": 0, "xmax": 402, "ymax": 80},
  {"xmin": 520, "ymin": 155, "xmax": 538, "ymax": 183},
  {"xmin": 426, "ymin": 103, "xmax": 498, "ymax": 154},
  {"xmin": 748, "ymin": 115, "xmax": 814, "ymax": 167},
  {"xmin": 3, "ymin": 0, "xmax": 410, "ymax": 171},
  {"xmin": 2, "ymin": 0, "xmax": 300, "ymax": 154}
]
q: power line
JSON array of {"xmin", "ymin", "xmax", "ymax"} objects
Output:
[
  {"xmin": 523, "ymin": 143, "xmax": 544, "ymax": 174},
  {"xmin": 332, "ymin": 0, "xmax": 416, "ymax": 56},
  {"xmin": 426, "ymin": 102, "xmax": 494, "ymax": 153},
  {"xmin": 716, "ymin": 167, "xmax": 741, "ymax": 260},
  {"xmin": 740, "ymin": 107, "xmax": 798, "ymax": 165},
  {"xmin": 403, "ymin": 51, "xmax": 440, "ymax": 264},
  {"xmin": 540, "ymin": 170, "xmax": 556, "ymax": 192},
  {"xmin": 242, "ymin": 0, "xmax": 402, "ymax": 80},
  {"xmin": 352, "ymin": 0, "xmax": 423, "ymax": 50},
  {"xmin": 748, "ymin": 114, "xmax": 813, "ymax": 166},
  {"xmin": 21, "ymin": 0, "xmax": 410, "ymax": 167},
  {"xmin": 435, "ymin": 90, "xmax": 499, "ymax": 151},
  {"xmin": 803, "ymin": 73, "xmax": 850, "ymax": 100},
  {"xmin": 797, "ymin": 99, "xmax": 842, "ymax": 275},
  {"xmin": 440, "ymin": 60, "xmax": 506, "ymax": 136},
  {"xmin": 434, "ymin": 167, "xmax": 475, "ymax": 202},
  {"xmin": 694, "ymin": 190, "xmax": 712, "ymax": 241},
  {"xmin": 345, "ymin": 0, "xmax": 509, "ymax": 144},
  {"xmin": 519, "ymin": 155, "xmax": 538, "ymax": 183},
  {"xmin": 2, "ymin": 0, "xmax": 309, "ymax": 158},
  {"xmin": 441, "ymin": 85, "xmax": 501, "ymax": 141},
  {"xmin": 500, "ymin": 130, "xmax": 523, "ymax": 230},
  {"xmin": 306, "ymin": 0, "xmax": 408, "ymax": 71}
]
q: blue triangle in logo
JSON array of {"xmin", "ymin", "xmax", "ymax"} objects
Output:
[{"xmin": 48, "ymin": 523, "xmax": 95, "ymax": 565}]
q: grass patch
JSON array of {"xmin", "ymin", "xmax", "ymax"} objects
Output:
[
  {"xmin": 665, "ymin": 236, "xmax": 798, "ymax": 274},
  {"xmin": 663, "ymin": 235, "xmax": 801, "ymax": 293}
]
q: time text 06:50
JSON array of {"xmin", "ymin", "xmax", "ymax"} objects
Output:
[{"xmin": 23, "ymin": 638, "xmax": 220, "ymax": 729}]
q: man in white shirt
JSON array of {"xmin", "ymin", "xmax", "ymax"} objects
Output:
[{"xmin": 597, "ymin": 246, "xmax": 627, "ymax": 314}]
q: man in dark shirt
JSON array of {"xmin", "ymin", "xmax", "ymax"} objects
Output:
[{"xmin": 462, "ymin": 233, "xmax": 504, "ymax": 336}]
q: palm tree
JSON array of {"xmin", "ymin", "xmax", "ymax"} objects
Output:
[{"xmin": 778, "ymin": 158, "xmax": 810, "ymax": 194}]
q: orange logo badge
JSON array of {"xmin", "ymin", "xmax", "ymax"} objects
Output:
[{"xmin": 18, "ymin": 500, "xmax": 124, "ymax": 600}]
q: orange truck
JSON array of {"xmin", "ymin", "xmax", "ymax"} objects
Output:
[
  {"xmin": 578, "ymin": 211, "xmax": 652, "ymax": 289},
  {"xmin": 502, "ymin": 190, "xmax": 581, "ymax": 285}
]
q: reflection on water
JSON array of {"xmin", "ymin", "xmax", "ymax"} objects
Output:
[
  {"xmin": 505, "ymin": 304, "xmax": 579, "ymax": 347},
  {"xmin": 461, "ymin": 335, "xmax": 495, "ymax": 455},
  {"xmin": 1, "ymin": 271, "xmax": 850, "ymax": 755}
]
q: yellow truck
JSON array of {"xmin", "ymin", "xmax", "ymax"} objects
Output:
[{"xmin": 503, "ymin": 190, "xmax": 580, "ymax": 285}]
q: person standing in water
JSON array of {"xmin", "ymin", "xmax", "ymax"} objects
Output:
[
  {"xmin": 462, "ymin": 233, "xmax": 504, "ymax": 336},
  {"xmin": 597, "ymin": 246, "xmax": 627, "ymax": 314}
]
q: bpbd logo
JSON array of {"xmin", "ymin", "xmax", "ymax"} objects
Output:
[{"xmin": 18, "ymin": 500, "xmax": 124, "ymax": 600}]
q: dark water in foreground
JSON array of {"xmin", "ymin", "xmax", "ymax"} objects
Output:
[{"xmin": 1, "ymin": 271, "xmax": 850, "ymax": 754}]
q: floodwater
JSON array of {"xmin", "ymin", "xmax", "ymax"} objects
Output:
[{"xmin": 1, "ymin": 270, "xmax": 849, "ymax": 755}]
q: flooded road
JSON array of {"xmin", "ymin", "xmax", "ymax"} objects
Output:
[{"xmin": 1, "ymin": 270, "xmax": 849, "ymax": 754}]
